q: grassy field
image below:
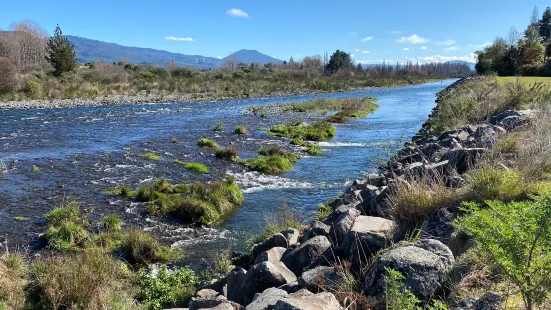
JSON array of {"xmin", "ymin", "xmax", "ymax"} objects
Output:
[{"xmin": 496, "ymin": 76, "xmax": 551, "ymax": 85}]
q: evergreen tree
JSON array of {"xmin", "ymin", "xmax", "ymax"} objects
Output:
[
  {"xmin": 46, "ymin": 25, "xmax": 76, "ymax": 76},
  {"xmin": 539, "ymin": 7, "xmax": 551, "ymax": 42},
  {"xmin": 325, "ymin": 50, "xmax": 353, "ymax": 74}
]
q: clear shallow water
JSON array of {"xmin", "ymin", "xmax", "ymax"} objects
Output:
[{"xmin": 0, "ymin": 79, "xmax": 455, "ymax": 262}]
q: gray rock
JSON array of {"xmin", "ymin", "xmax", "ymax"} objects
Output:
[
  {"xmin": 273, "ymin": 291, "xmax": 343, "ymax": 310},
  {"xmin": 281, "ymin": 228, "xmax": 300, "ymax": 246},
  {"xmin": 451, "ymin": 292, "xmax": 503, "ymax": 310},
  {"xmin": 189, "ymin": 296, "xmax": 233, "ymax": 310},
  {"xmin": 358, "ymin": 186, "xmax": 390, "ymax": 217},
  {"xmin": 490, "ymin": 110, "xmax": 520, "ymax": 125},
  {"xmin": 442, "ymin": 148, "xmax": 484, "ymax": 174},
  {"xmin": 278, "ymin": 281, "xmax": 302, "ymax": 294},
  {"xmin": 419, "ymin": 142, "xmax": 444, "ymax": 161},
  {"xmin": 196, "ymin": 289, "xmax": 220, "ymax": 299},
  {"xmin": 226, "ymin": 268, "xmax": 248, "ymax": 304},
  {"xmin": 300, "ymin": 221, "xmax": 330, "ymax": 243},
  {"xmin": 343, "ymin": 216, "xmax": 395, "ymax": 270},
  {"xmin": 438, "ymin": 129, "xmax": 461, "ymax": 141},
  {"xmin": 283, "ymin": 236, "xmax": 332, "ymax": 275},
  {"xmin": 328, "ymin": 208, "xmax": 361, "ymax": 246},
  {"xmin": 251, "ymin": 233, "xmax": 288, "ymax": 262},
  {"xmin": 421, "ymin": 206, "xmax": 459, "ymax": 243},
  {"xmin": 246, "ymin": 288, "xmax": 288, "ymax": 310},
  {"xmin": 245, "ymin": 262, "xmax": 297, "ymax": 300},
  {"xmin": 254, "ymin": 247, "xmax": 288, "ymax": 265},
  {"xmin": 363, "ymin": 239, "xmax": 455, "ymax": 305},
  {"xmin": 199, "ymin": 302, "xmax": 243, "ymax": 310},
  {"xmin": 298, "ymin": 266, "xmax": 344, "ymax": 292},
  {"xmin": 499, "ymin": 115, "xmax": 528, "ymax": 130}
]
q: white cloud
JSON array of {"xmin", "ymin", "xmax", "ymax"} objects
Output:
[
  {"xmin": 397, "ymin": 34, "xmax": 428, "ymax": 44},
  {"xmin": 402, "ymin": 48, "xmax": 410, "ymax": 51},
  {"xmin": 444, "ymin": 45, "xmax": 459, "ymax": 51},
  {"xmin": 437, "ymin": 40, "xmax": 456, "ymax": 46},
  {"xmin": 217, "ymin": 56, "xmax": 222, "ymax": 59},
  {"xmin": 391, "ymin": 30, "xmax": 402, "ymax": 34},
  {"xmin": 165, "ymin": 36, "xmax": 193, "ymax": 42},
  {"xmin": 420, "ymin": 53, "xmax": 476, "ymax": 63},
  {"xmin": 226, "ymin": 8, "xmax": 249, "ymax": 18},
  {"xmin": 362, "ymin": 50, "xmax": 370, "ymax": 54},
  {"xmin": 421, "ymin": 46, "xmax": 428, "ymax": 50},
  {"xmin": 350, "ymin": 32, "xmax": 358, "ymax": 36},
  {"xmin": 351, "ymin": 54, "xmax": 355, "ymax": 57},
  {"xmin": 354, "ymin": 48, "xmax": 360, "ymax": 52},
  {"xmin": 468, "ymin": 41, "xmax": 492, "ymax": 49},
  {"xmin": 361, "ymin": 36, "xmax": 374, "ymax": 42}
]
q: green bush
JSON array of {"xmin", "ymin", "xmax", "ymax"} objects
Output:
[
  {"xmin": 258, "ymin": 146, "xmax": 285, "ymax": 156},
  {"xmin": 316, "ymin": 203, "xmax": 332, "ymax": 220},
  {"xmin": 243, "ymin": 154, "xmax": 299, "ymax": 175},
  {"xmin": 176, "ymin": 161, "xmax": 208, "ymax": 173},
  {"xmin": 305, "ymin": 143, "xmax": 323, "ymax": 155},
  {"xmin": 197, "ymin": 137, "xmax": 219, "ymax": 149},
  {"xmin": 234, "ymin": 125, "xmax": 247, "ymax": 135},
  {"xmin": 25, "ymin": 81, "xmax": 42, "ymax": 99},
  {"xmin": 123, "ymin": 229, "xmax": 177, "ymax": 265},
  {"xmin": 139, "ymin": 153, "xmax": 161, "ymax": 160},
  {"xmin": 45, "ymin": 203, "xmax": 80, "ymax": 227},
  {"xmin": 467, "ymin": 167, "xmax": 527, "ymax": 201},
  {"xmin": 102, "ymin": 214, "xmax": 122, "ymax": 231},
  {"xmin": 139, "ymin": 265, "xmax": 198, "ymax": 310},
  {"xmin": 455, "ymin": 191, "xmax": 551, "ymax": 310},
  {"xmin": 267, "ymin": 121, "xmax": 336, "ymax": 141},
  {"xmin": 213, "ymin": 120, "xmax": 224, "ymax": 132},
  {"xmin": 383, "ymin": 267, "xmax": 446, "ymax": 310}
]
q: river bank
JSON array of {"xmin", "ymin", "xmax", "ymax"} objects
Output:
[{"xmin": 0, "ymin": 78, "xmax": 439, "ymax": 110}]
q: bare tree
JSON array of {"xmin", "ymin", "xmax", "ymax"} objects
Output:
[
  {"xmin": 531, "ymin": 6, "xmax": 540, "ymax": 26},
  {"xmin": 1, "ymin": 20, "xmax": 48, "ymax": 71},
  {"xmin": 508, "ymin": 26, "xmax": 521, "ymax": 45}
]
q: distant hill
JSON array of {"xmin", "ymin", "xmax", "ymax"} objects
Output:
[
  {"xmin": 65, "ymin": 35, "xmax": 282, "ymax": 68},
  {"xmin": 223, "ymin": 49, "xmax": 283, "ymax": 65}
]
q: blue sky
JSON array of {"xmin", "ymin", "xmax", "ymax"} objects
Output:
[{"xmin": 1, "ymin": 0, "xmax": 549, "ymax": 63}]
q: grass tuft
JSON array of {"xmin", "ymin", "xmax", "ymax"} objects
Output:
[{"xmin": 139, "ymin": 152, "xmax": 161, "ymax": 160}]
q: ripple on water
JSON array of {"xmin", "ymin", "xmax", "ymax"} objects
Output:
[{"xmin": 227, "ymin": 170, "xmax": 337, "ymax": 193}]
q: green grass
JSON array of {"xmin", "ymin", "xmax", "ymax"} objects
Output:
[
  {"xmin": 234, "ymin": 125, "xmax": 247, "ymax": 135},
  {"xmin": 267, "ymin": 120, "xmax": 336, "ymax": 141},
  {"xmin": 242, "ymin": 147, "xmax": 301, "ymax": 175},
  {"xmin": 467, "ymin": 167, "xmax": 530, "ymax": 202},
  {"xmin": 496, "ymin": 76, "xmax": 551, "ymax": 86},
  {"xmin": 316, "ymin": 203, "xmax": 333, "ymax": 220},
  {"xmin": 197, "ymin": 137, "xmax": 219, "ymax": 149},
  {"xmin": 139, "ymin": 152, "xmax": 161, "ymax": 160},
  {"xmin": 215, "ymin": 147, "xmax": 240, "ymax": 161},
  {"xmin": 174, "ymin": 160, "xmax": 209, "ymax": 173},
  {"xmin": 13, "ymin": 216, "xmax": 28, "ymax": 221},
  {"xmin": 304, "ymin": 143, "xmax": 323, "ymax": 155}
]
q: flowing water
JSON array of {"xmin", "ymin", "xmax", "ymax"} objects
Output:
[{"xmin": 0, "ymin": 79, "xmax": 455, "ymax": 264}]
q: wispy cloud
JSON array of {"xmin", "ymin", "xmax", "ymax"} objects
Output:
[
  {"xmin": 351, "ymin": 54, "xmax": 355, "ymax": 57},
  {"xmin": 468, "ymin": 41, "xmax": 492, "ymax": 49},
  {"xmin": 402, "ymin": 48, "xmax": 410, "ymax": 51},
  {"xmin": 361, "ymin": 36, "xmax": 374, "ymax": 42},
  {"xmin": 362, "ymin": 50, "xmax": 370, "ymax": 54},
  {"xmin": 217, "ymin": 56, "xmax": 222, "ymax": 59},
  {"xmin": 165, "ymin": 36, "xmax": 193, "ymax": 42},
  {"xmin": 421, "ymin": 46, "xmax": 428, "ymax": 50},
  {"xmin": 350, "ymin": 32, "xmax": 358, "ymax": 36},
  {"xmin": 391, "ymin": 30, "xmax": 402, "ymax": 34},
  {"xmin": 397, "ymin": 34, "xmax": 428, "ymax": 44},
  {"xmin": 437, "ymin": 40, "xmax": 456, "ymax": 46},
  {"xmin": 354, "ymin": 48, "xmax": 360, "ymax": 52},
  {"xmin": 420, "ymin": 53, "xmax": 476, "ymax": 63},
  {"xmin": 226, "ymin": 8, "xmax": 249, "ymax": 18},
  {"xmin": 444, "ymin": 45, "xmax": 459, "ymax": 51}
]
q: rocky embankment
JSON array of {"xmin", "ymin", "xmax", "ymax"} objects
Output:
[{"xmin": 175, "ymin": 79, "xmax": 533, "ymax": 310}]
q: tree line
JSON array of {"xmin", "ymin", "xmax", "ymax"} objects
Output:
[{"xmin": 476, "ymin": 6, "xmax": 551, "ymax": 76}]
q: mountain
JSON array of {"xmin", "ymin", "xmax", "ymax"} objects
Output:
[
  {"xmin": 223, "ymin": 49, "xmax": 283, "ymax": 65},
  {"xmin": 66, "ymin": 35, "xmax": 283, "ymax": 68},
  {"xmin": 444, "ymin": 60, "xmax": 476, "ymax": 70}
]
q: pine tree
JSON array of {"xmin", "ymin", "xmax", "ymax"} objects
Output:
[
  {"xmin": 539, "ymin": 7, "xmax": 551, "ymax": 42},
  {"xmin": 46, "ymin": 25, "xmax": 76, "ymax": 76}
]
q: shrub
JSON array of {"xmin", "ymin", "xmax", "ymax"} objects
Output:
[
  {"xmin": 0, "ymin": 57, "xmax": 17, "ymax": 94},
  {"xmin": 317, "ymin": 203, "xmax": 332, "ymax": 220},
  {"xmin": 213, "ymin": 251, "xmax": 234, "ymax": 278},
  {"xmin": 197, "ymin": 137, "xmax": 219, "ymax": 149},
  {"xmin": 243, "ymin": 154, "xmax": 298, "ymax": 175},
  {"xmin": 383, "ymin": 267, "xmax": 446, "ymax": 310},
  {"xmin": 388, "ymin": 176, "xmax": 460, "ymax": 234},
  {"xmin": 234, "ymin": 125, "xmax": 247, "ymax": 135},
  {"xmin": 215, "ymin": 146, "xmax": 239, "ymax": 161},
  {"xmin": 25, "ymin": 80, "xmax": 42, "ymax": 99},
  {"xmin": 467, "ymin": 167, "xmax": 527, "ymax": 201},
  {"xmin": 213, "ymin": 120, "xmax": 224, "ymax": 132},
  {"xmin": 0, "ymin": 259, "xmax": 26, "ymax": 310},
  {"xmin": 139, "ymin": 152, "xmax": 161, "ymax": 160},
  {"xmin": 267, "ymin": 121, "xmax": 336, "ymax": 141},
  {"xmin": 102, "ymin": 214, "xmax": 122, "ymax": 231},
  {"xmin": 30, "ymin": 248, "xmax": 132, "ymax": 310},
  {"xmin": 139, "ymin": 265, "xmax": 198, "ymax": 310},
  {"xmin": 249, "ymin": 202, "xmax": 301, "ymax": 246},
  {"xmin": 45, "ymin": 203, "xmax": 80, "ymax": 227},
  {"xmin": 258, "ymin": 146, "xmax": 285, "ymax": 156},
  {"xmin": 455, "ymin": 190, "xmax": 551, "ymax": 310},
  {"xmin": 305, "ymin": 143, "xmax": 323, "ymax": 155},
  {"xmin": 43, "ymin": 203, "xmax": 90, "ymax": 250},
  {"xmin": 123, "ymin": 229, "xmax": 177, "ymax": 265}
]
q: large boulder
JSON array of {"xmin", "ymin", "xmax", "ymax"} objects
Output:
[
  {"xmin": 363, "ymin": 239, "xmax": 455, "ymax": 305},
  {"xmin": 298, "ymin": 266, "xmax": 345, "ymax": 293},
  {"xmin": 328, "ymin": 208, "xmax": 361, "ymax": 246},
  {"xmin": 442, "ymin": 148, "xmax": 484, "ymax": 174},
  {"xmin": 358, "ymin": 186, "xmax": 390, "ymax": 217},
  {"xmin": 489, "ymin": 110, "xmax": 520, "ymax": 125},
  {"xmin": 226, "ymin": 268, "xmax": 248, "ymax": 304},
  {"xmin": 251, "ymin": 233, "xmax": 288, "ymax": 262},
  {"xmin": 499, "ymin": 115, "xmax": 528, "ymax": 130},
  {"xmin": 281, "ymin": 228, "xmax": 300, "ymax": 246},
  {"xmin": 189, "ymin": 296, "xmax": 241, "ymax": 310},
  {"xmin": 254, "ymin": 247, "xmax": 288, "ymax": 265},
  {"xmin": 451, "ymin": 292, "xmax": 503, "ymax": 310},
  {"xmin": 245, "ymin": 287, "xmax": 288, "ymax": 310},
  {"xmin": 283, "ymin": 236, "xmax": 332, "ymax": 275},
  {"xmin": 342, "ymin": 216, "xmax": 395, "ymax": 270},
  {"xmin": 273, "ymin": 290, "xmax": 343, "ymax": 310},
  {"xmin": 243, "ymin": 261, "xmax": 297, "ymax": 304},
  {"xmin": 421, "ymin": 206, "xmax": 459, "ymax": 244},
  {"xmin": 300, "ymin": 221, "xmax": 330, "ymax": 243}
]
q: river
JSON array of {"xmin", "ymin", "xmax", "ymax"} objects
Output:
[{"xmin": 0, "ymin": 79, "xmax": 455, "ymax": 263}]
